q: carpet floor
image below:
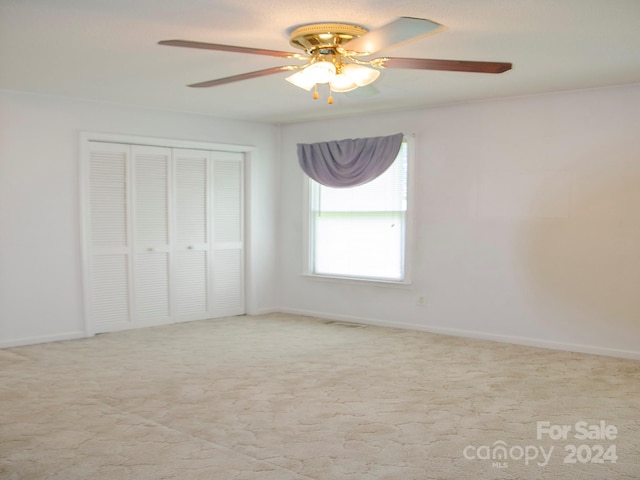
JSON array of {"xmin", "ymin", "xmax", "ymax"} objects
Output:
[{"xmin": 1, "ymin": 313, "xmax": 639, "ymax": 479}]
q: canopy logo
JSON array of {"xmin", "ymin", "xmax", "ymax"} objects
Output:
[{"xmin": 463, "ymin": 441, "xmax": 554, "ymax": 468}]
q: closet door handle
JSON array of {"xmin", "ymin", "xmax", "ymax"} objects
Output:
[
  {"xmin": 148, "ymin": 247, "xmax": 157, "ymax": 252},
  {"xmin": 187, "ymin": 245, "xmax": 194, "ymax": 250}
]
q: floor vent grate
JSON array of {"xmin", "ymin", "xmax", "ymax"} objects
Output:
[{"xmin": 324, "ymin": 321, "xmax": 367, "ymax": 329}]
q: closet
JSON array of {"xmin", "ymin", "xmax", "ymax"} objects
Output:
[{"xmin": 82, "ymin": 137, "xmax": 245, "ymax": 334}]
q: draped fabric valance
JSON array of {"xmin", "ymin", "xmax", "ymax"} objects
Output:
[{"xmin": 297, "ymin": 133, "xmax": 404, "ymax": 188}]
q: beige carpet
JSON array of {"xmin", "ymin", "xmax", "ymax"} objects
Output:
[{"xmin": 1, "ymin": 313, "xmax": 639, "ymax": 479}]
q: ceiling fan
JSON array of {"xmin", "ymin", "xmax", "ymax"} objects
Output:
[{"xmin": 159, "ymin": 17, "xmax": 512, "ymax": 104}]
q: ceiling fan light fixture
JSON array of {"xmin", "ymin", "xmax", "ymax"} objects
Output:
[{"xmin": 342, "ymin": 63, "xmax": 381, "ymax": 87}]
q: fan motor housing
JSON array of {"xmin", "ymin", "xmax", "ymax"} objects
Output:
[{"xmin": 289, "ymin": 23, "xmax": 368, "ymax": 54}]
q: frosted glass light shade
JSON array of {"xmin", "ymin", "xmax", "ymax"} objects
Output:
[
  {"xmin": 342, "ymin": 63, "xmax": 380, "ymax": 86},
  {"xmin": 286, "ymin": 61, "xmax": 337, "ymax": 91},
  {"xmin": 285, "ymin": 60, "xmax": 380, "ymax": 94},
  {"xmin": 330, "ymin": 73, "xmax": 358, "ymax": 92},
  {"xmin": 304, "ymin": 61, "xmax": 336, "ymax": 84},
  {"xmin": 285, "ymin": 70, "xmax": 316, "ymax": 91}
]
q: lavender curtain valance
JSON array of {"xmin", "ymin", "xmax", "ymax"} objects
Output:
[{"xmin": 297, "ymin": 133, "xmax": 404, "ymax": 188}]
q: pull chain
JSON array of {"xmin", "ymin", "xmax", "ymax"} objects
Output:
[{"xmin": 310, "ymin": 84, "xmax": 334, "ymax": 104}]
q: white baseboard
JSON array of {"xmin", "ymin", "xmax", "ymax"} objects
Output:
[
  {"xmin": 278, "ymin": 307, "xmax": 640, "ymax": 361},
  {"xmin": 0, "ymin": 331, "xmax": 87, "ymax": 349}
]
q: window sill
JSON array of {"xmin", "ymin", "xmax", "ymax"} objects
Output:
[{"xmin": 300, "ymin": 273, "xmax": 413, "ymax": 289}]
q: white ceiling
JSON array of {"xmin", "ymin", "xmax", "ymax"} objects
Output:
[{"xmin": 1, "ymin": 0, "xmax": 639, "ymax": 124}]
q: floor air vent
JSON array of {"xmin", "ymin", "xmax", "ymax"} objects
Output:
[{"xmin": 323, "ymin": 321, "xmax": 367, "ymax": 329}]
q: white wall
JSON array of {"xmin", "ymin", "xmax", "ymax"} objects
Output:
[
  {"xmin": 3, "ymin": 85, "xmax": 639, "ymax": 359},
  {"xmin": 0, "ymin": 91, "xmax": 279, "ymax": 346},
  {"xmin": 278, "ymin": 84, "xmax": 640, "ymax": 359}
]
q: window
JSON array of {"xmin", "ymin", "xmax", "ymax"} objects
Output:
[{"xmin": 308, "ymin": 141, "xmax": 410, "ymax": 282}]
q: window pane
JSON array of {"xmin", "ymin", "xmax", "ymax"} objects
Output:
[
  {"xmin": 311, "ymin": 142, "xmax": 408, "ymax": 281},
  {"xmin": 314, "ymin": 212, "xmax": 405, "ymax": 279}
]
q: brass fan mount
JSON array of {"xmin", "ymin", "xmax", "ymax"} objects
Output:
[{"xmin": 289, "ymin": 23, "xmax": 369, "ymax": 55}]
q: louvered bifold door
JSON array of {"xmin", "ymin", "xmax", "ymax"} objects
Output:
[
  {"xmin": 87, "ymin": 142, "xmax": 132, "ymax": 333},
  {"xmin": 173, "ymin": 149, "xmax": 211, "ymax": 321},
  {"xmin": 211, "ymin": 152, "xmax": 245, "ymax": 317},
  {"xmin": 132, "ymin": 145, "xmax": 171, "ymax": 326}
]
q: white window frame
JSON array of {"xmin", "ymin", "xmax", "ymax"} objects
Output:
[{"xmin": 302, "ymin": 134, "xmax": 415, "ymax": 286}]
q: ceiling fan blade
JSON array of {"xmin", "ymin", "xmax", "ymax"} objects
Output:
[
  {"xmin": 343, "ymin": 17, "xmax": 441, "ymax": 54},
  {"xmin": 159, "ymin": 40, "xmax": 303, "ymax": 59},
  {"xmin": 188, "ymin": 66, "xmax": 295, "ymax": 88},
  {"xmin": 382, "ymin": 57, "xmax": 512, "ymax": 74}
]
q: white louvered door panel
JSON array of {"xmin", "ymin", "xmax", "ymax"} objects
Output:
[
  {"xmin": 133, "ymin": 145, "xmax": 171, "ymax": 324},
  {"xmin": 212, "ymin": 249, "xmax": 243, "ymax": 314},
  {"xmin": 91, "ymin": 255, "xmax": 130, "ymax": 328},
  {"xmin": 211, "ymin": 152, "xmax": 245, "ymax": 317},
  {"xmin": 174, "ymin": 250, "xmax": 208, "ymax": 316},
  {"xmin": 87, "ymin": 142, "xmax": 132, "ymax": 331},
  {"xmin": 89, "ymin": 145, "xmax": 129, "ymax": 249},
  {"xmin": 173, "ymin": 150, "xmax": 210, "ymax": 320},
  {"xmin": 134, "ymin": 252, "xmax": 170, "ymax": 322}
]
